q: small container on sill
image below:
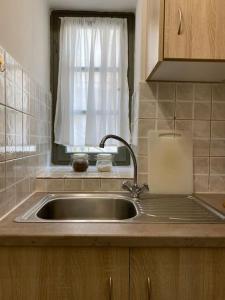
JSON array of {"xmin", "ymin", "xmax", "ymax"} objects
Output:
[
  {"xmin": 96, "ymin": 154, "xmax": 113, "ymax": 172},
  {"xmin": 72, "ymin": 153, "xmax": 89, "ymax": 172}
]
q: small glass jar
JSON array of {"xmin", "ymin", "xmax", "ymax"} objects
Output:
[
  {"xmin": 96, "ymin": 154, "xmax": 113, "ymax": 172},
  {"xmin": 72, "ymin": 153, "xmax": 89, "ymax": 172}
]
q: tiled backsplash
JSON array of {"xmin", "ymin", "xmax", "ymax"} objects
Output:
[
  {"xmin": 35, "ymin": 166, "xmax": 133, "ymax": 192},
  {"xmin": 0, "ymin": 46, "xmax": 51, "ymax": 218},
  {"xmin": 136, "ymin": 81, "xmax": 225, "ymax": 193}
]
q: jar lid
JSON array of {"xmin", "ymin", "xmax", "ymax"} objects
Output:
[
  {"xmin": 97, "ymin": 154, "xmax": 113, "ymax": 161},
  {"xmin": 72, "ymin": 153, "xmax": 89, "ymax": 160}
]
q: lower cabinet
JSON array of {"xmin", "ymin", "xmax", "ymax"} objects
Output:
[
  {"xmin": 0, "ymin": 247, "xmax": 129, "ymax": 300},
  {"xmin": 130, "ymin": 248, "xmax": 225, "ymax": 300},
  {"xmin": 1, "ymin": 247, "xmax": 225, "ymax": 300}
]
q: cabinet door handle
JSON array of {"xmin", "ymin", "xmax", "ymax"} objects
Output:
[
  {"xmin": 178, "ymin": 8, "xmax": 182, "ymax": 35},
  {"xmin": 109, "ymin": 276, "xmax": 112, "ymax": 300},
  {"xmin": 147, "ymin": 277, "xmax": 151, "ymax": 300}
]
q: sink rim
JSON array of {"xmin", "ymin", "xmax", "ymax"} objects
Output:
[
  {"xmin": 15, "ymin": 193, "xmax": 139, "ymax": 223},
  {"xmin": 15, "ymin": 193, "xmax": 225, "ymax": 224}
]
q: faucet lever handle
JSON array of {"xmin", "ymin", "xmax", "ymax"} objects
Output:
[
  {"xmin": 139, "ymin": 183, "xmax": 149, "ymax": 193},
  {"xmin": 122, "ymin": 181, "xmax": 133, "ymax": 193},
  {"xmin": 122, "ymin": 181, "xmax": 149, "ymax": 198}
]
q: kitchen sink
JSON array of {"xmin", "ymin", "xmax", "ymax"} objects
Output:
[
  {"xmin": 15, "ymin": 194, "xmax": 225, "ymax": 223},
  {"xmin": 36, "ymin": 196, "xmax": 137, "ymax": 221},
  {"xmin": 15, "ymin": 194, "xmax": 138, "ymax": 222}
]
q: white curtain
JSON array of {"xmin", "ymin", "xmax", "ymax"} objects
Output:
[{"xmin": 54, "ymin": 17, "xmax": 130, "ymax": 146}]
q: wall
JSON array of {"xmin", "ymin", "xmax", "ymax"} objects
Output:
[
  {"xmin": 137, "ymin": 82, "xmax": 225, "ymax": 193},
  {"xmin": 0, "ymin": 46, "xmax": 51, "ymax": 218},
  {"xmin": 0, "ymin": 0, "xmax": 50, "ymax": 90}
]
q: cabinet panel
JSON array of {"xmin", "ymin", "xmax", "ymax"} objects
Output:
[
  {"xmin": 145, "ymin": 0, "xmax": 164, "ymax": 79},
  {"xmin": 164, "ymin": 0, "xmax": 225, "ymax": 60},
  {"xmin": 0, "ymin": 247, "xmax": 129, "ymax": 300},
  {"xmin": 130, "ymin": 248, "xmax": 225, "ymax": 300}
]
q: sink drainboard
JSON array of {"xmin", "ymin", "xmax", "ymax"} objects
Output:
[{"xmin": 135, "ymin": 195, "xmax": 225, "ymax": 223}]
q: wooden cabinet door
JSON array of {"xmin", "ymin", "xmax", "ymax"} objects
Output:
[
  {"xmin": 130, "ymin": 248, "xmax": 225, "ymax": 300},
  {"xmin": 164, "ymin": 0, "xmax": 225, "ymax": 60},
  {"xmin": 0, "ymin": 247, "xmax": 129, "ymax": 300}
]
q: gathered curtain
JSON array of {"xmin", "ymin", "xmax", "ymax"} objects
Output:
[{"xmin": 54, "ymin": 17, "xmax": 130, "ymax": 146}]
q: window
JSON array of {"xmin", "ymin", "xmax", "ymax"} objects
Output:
[{"xmin": 51, "ymin": 11, "xmax": 135, "ymax": 165}]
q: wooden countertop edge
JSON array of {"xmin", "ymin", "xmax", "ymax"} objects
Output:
[{"xmin": 0, "ymin": 192, "xmax": 225, "ymax": 247}]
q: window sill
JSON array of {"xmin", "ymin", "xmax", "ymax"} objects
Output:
[{"xmin": 37, "ymin": 166, "xmax": 133, "ymax": 179}]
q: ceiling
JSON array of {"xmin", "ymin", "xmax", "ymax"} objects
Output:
[{"xmin": 48, "ymin": 0, "xmax": 137, "ymax": 12}]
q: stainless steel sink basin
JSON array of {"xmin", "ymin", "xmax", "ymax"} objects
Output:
[
  {"xmin": 36, "ymin": 196, "xmax": 137, "ymax": 221},
  {"xmin": 15, "ymin": 194, "xmax": 138, "ymax": 222},
  {"xmin": 15, "ymin": 194, "xmax": 225, "ymax": 223}
]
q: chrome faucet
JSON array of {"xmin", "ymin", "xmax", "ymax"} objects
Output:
[{"xmin": 99, "ymin": 134, "xmax": 149, "ymax": 199}]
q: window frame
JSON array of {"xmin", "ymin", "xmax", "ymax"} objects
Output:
[{"xmin": 50, "ymin": 10, "xmax": 135, "ymax": 165}]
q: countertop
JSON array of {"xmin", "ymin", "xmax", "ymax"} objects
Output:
[{"xmin": 0, "ymin": 193, "xmax": 225, "ymax": 247}]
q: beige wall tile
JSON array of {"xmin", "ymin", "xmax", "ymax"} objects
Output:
[
  {"xmin": 175, "ymin": 120, "xmax": 193, "ymax": 134},
  {"xmin": 194, "ymin": 102, "xmax": 211, "ymax": 120},
  {"xmin": 6, "ymin": 107, "xmax": 16, "ymax": 135},
  {"xmin": 211, "ymin": 121, "xmax": 225, "ymax": 138},
  {"xmin": 5, "ymin": 185, "xmax": 16, "ymax": 212},
  {"xmin": 138, "ymin": 138, "xmax": 148, "ymax": 156},
  {"xmin": 210, "ymin": 140, "xmax": 225, "ymax": 156},
  {"xmin": 64, "ymin": 179, "xmax": 82, "ymax": 191},
  {"xmin": 210, "ymin": 157, "xmax": 225, "ymax": 175},
  {"xmin": 0, "ymin": 105, "xmax": 5, "ymax": 162},
  {"xmin": 16, "ymin": 178, "xmax": 30, "ymax": 204},
  {"xmin": 47, "ymin": 179, "xmax": 64, "ymax": 192},
  {"xmin": 139, "ymin": 82, "xmax": 157, "ymax": 100},
  {"xmin": 138, "ymin": 119, "xmax": 155, "ymax": 137},
  {"xmin": 157, "ymin": 119, "xmax": 174, "ymax": 130},
  {"xmin": 157, "ymin": 101, "xmax": 175, "ymax": 119},
  {"xmin": 0, "ymin": 105, "xmax": 5, "ymax": 134},
  {"xmin": 193, "ymin": 139, "xmax": 210, "ymax": 157},
  {"xmin": 193, "ymin": 157, "xmax": 209, "ymax": 175},
  {"xmin": 0, "ymin": 190, "xmax": 7, "ymax": 216},
  {"xmin": 0, "ymin": 133, "xmax": 5, "ymax": 162},
  {"xmin": 137, "ymin": 173, "xmax": 149, "ymax": 184},
  {"xmin": 0, "ymin": 74, "xmax": 5, "ymax": 105},
  {"xmin": 139, "ymin": 101, "xmax": 156, "ymax": 118},
  {"xmin": 35, "ymin": 179, "xmax": 47, "ymax": 192},
  {"xmin": 176, "ymin": 102, "xmax": 193, "ymax": 119},
  {"xmin": 212, "ymin": 84, "xmax": 225, "ymax": 101},
  {"xmin": 194, "ymin": 175, "xmax": 209, "ymax": 193},
  {"xmin": 5, "ymin": 134, "xmax": 16, "ymax": 160},
  {"xmin": 210, "ymin": 175, "xmax": 225, "ymax": 193},
  {"xmin": 212, "ymin": 102, "xmax": 225, "ymax": 120},
  {"xmin": 137, "ymin": 156, "xmax": 148, "ymax": 173},
  {"xmin": 158, "ymin": 83, "xmax": 175, "ymax": 100},
  {"xmin": 101, "ymin": 179, "xmax": 123, "ymax": 191},
  {"xmin": 0, "ymin": 162, "xmax": 5, "ymax": 191},
  {"xmin": 195, "ymin": 84, "xmax": 212, "ymax": 102},
  {"xmin": 6, "ymin": 160, "xmax": 16, "ymax": 188},
  {"xmin": 82, "ymin": 179, "xmax": 101, "ymax": 191},
  {"xmin": 193, "ymin": 121, "xmax": 210, "ymax": 138},
  {"xmin": 176, "ymin": 83, "xmax": 194, "ymax": 101},
  {"xmin": 5, "ymin": 78, "xmax": 15, "ymax": 108}
]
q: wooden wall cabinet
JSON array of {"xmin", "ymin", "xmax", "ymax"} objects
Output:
[{"xmin": 146, "ymin": 0, "xmax": 225, "ymax": 82}]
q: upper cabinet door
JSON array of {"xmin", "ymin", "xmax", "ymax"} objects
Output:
[{"xmin": 164, "ymin": 0, "xmax": 225, "ymax": 60}]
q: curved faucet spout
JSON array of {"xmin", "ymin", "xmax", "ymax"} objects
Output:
[
  {"xmin": 99, "ymin": 134, "xmax": 149, "ymax": 198},
  {"xmin": 99, "ymin": 134, "xmax": 137, "ymax": 186}
]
